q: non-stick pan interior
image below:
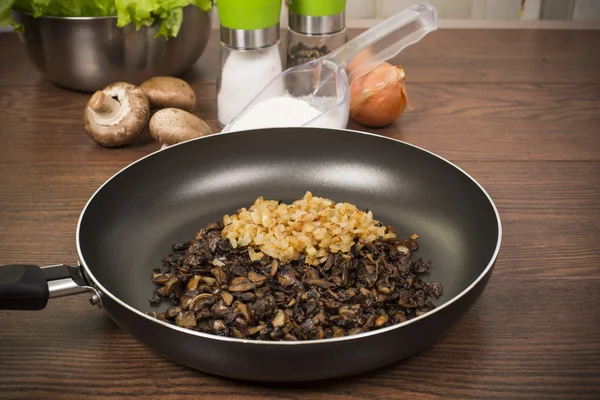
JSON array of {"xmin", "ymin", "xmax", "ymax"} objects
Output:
[{"xmin": 78, "ymin": 128, "xmax": 500, "ymax": 315}]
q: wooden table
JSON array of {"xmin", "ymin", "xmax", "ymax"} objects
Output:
[{"xmin": 1, "ymin": 28, "xmax": 599, "ymax": 399}]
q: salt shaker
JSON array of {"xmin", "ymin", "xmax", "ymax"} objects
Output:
[
  {"xmin": 286, "ymin": 0, "xmax": 348, "ymax": 68},
  {"xmin": 216, "ymin": 0, "xmax": 284, "ymax": 127}
]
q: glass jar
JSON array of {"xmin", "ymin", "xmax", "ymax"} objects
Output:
[
  {"xmin": 286, "ymin": 28, "xmax": 347, "ymax": 68},
  {"xmin": 285, "ymin": 2, "xmax": 347, "ymax": 69},
  {"xmin": 215, "ymin": 0, "xmax": 284, "ymax": 127},
  {"xmin": 216, "ymin": 25, "xmax": 283, "ymax": 127}
]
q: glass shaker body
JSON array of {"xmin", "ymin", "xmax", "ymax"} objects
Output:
[
  {"xmin": 285, "ymin": 9, "xmax": 347, "ymax": 68},
  {"xmin": 216, "ymin": 27, "xmax": 283, "ymax": 127},
  {"xmin": 286, "ymin": 28, "xmax": 347, "ymax": 68}
]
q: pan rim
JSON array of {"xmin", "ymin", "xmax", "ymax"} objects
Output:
[{"xmin": 76, "ymin": 127, "xmax": 502, "ymax": 346}]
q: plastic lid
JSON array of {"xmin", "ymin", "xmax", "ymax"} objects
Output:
[
  {"xmin": 217, "ymin": 0, "xmax": 282, "ymax": 30},
  {"xmin": 288, "ymin": 0, "xmax": 346, "ymax": 17}
]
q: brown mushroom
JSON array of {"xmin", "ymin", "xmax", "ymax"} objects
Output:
[
  {"xmin": 149, "ymin": 108, "xmax": 212, "ymax": 149},
  {"xmin": 140, "ymin": 76, "xmax": 196, "ymax": 111},
  {"xmin": 83, "ymin": 82, "xmax": 150, "ymax": 148}
]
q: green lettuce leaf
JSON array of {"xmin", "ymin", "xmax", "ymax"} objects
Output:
[
  {"xmin": 1, "ymin": 0, "xmax": 212, "ymax": 38},
  {"xmin": 155, "ymin": 6, "xmax": 184, "ymax": 38},
  {"xmin": 12, "ymin": 0, "xmax": 117, "ymax": 18},
  {"xmin": 0, "ymin": 0, "xmax": 19, "ymax": 30},
  {"xmin": 116, "ymin": 0, "xmax": 212, "ymax": 38}
]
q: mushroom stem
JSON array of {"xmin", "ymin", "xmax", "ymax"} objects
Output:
[
  {"xmin": 83, "ymin": 82, "xmax": 149, "ymax": 148},
  {"xmin": 89, "ymin": 91, "xmax": 121, "ymax": 118}
]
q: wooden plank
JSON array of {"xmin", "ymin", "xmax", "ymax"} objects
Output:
[
  {"xmin": 541, "ymin": 0, "xmax": 575, "ymax": 20},
  {"xmin": 1, "ymin": 26, "xmax": 599, "ymax": 400},
  {"xmin": 0, "ymin": 161, "xmax": 598, "ymax": 277},
  {"xmin": 1, "ymin": 83, "xmax": 598, "ymax": 163},
  {"xmin": 0, "ymin": 278, "xmax": 598, "ymax": 399},
  {"xmin": 484, "ymin": 0, "xmax": 523, "ymax": 20},
  {"xmin": 3, "ymin": 82, "xmax": 598, "ymax": 124},
  {"xmin": 2, "ymin": 29, "xmax": 600, "ymax": 86},
  {"xmin": 573, "ymin": 0, "xmax": 600, "ymax": 20},
  {"xmin": 1, "ymin": 115, "xmax": 598, "ymax": 163}
]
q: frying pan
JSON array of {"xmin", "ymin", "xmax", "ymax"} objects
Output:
[{"xmin": 0, "ymin": 128, "xmax": 501, "ymax": 382}]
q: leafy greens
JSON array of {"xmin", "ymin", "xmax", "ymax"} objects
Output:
[{"xmin": 0, "ymin": 0, "xmax": 212, "ymax": 38}]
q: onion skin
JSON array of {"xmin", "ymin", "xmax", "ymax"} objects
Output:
[
  {"xmin": 349, "ymin": 62, "xmax": 411, "ymax": 128},
  {"xmin": 345, "ymin": 48, "xmax": 375, "ymax": 76}
]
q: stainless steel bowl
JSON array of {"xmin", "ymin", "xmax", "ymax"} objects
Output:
[{"xmin": 12, "ymin": 7, "xmax": 213, "ymax": 92}]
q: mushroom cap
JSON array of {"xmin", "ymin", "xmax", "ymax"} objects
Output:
[
  {"xmin": 149, "ymin": 108, "xmax": 212, "ymax": 146},
  {"xmin": 140, "ymin": 76, "xmax": 196, "ymax": 112},
  {"xmin": 83, "ymin": 82, "xmax": 150, "ymax": 148}
]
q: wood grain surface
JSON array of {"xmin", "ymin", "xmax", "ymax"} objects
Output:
[{"xmin": 1, "ymin": 28, "xmax": 599, "ymax": 399}]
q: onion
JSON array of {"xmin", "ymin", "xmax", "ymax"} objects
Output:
[
  {"xmin": 345, "ymin": 48, "xmax": 375, "ymax": 76},
  {"xmin": 349, "ymin": 61, "xmax": 412, "ymax": 128}
]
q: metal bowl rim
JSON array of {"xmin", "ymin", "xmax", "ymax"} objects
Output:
[
  {"xmin": 76, "ymin": 127, "xmax": 503, "ymax": 347},
  {"xmin": 11, "ymin": 8, "xmax": 210, "ymax": 21},
  {"xmin": 12, "ymin": 9, "xmax": 118, "ymax": 20}
]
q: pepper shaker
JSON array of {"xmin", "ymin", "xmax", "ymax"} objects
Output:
[
  {"xmin": 216, "ymin": 0, "xmax": 284, "ymax": 127},
  {"xmin": 286, "ymin": 0, "xmax": 348, "ymax": 68}
]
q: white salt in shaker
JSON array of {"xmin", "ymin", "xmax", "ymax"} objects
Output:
[{"xmin": 216, "ymin": 0, "xmax": 285, "ymax": 127}]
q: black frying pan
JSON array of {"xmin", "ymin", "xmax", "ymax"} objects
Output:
[{"xmin": 0, "ymin": 128, "xmax": 501, "ymax": 382}]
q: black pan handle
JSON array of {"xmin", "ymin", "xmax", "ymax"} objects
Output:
[{"xmin": 0, "ymin": 264, "xmax": 90, "ymax": 310}]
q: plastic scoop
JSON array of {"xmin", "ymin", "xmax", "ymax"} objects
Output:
[{"xmin": 222, "ymin": 3, "xmax": 438, "ymax": 133}]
